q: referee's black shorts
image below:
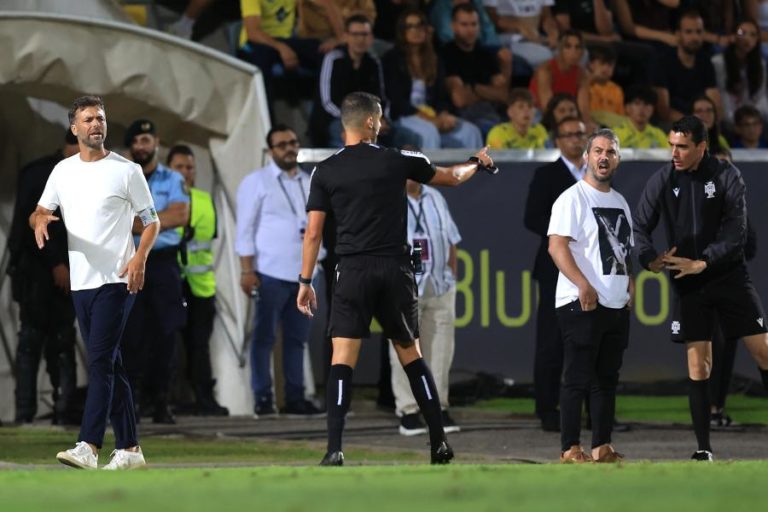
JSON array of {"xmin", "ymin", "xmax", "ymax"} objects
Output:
[
  {"xmin": 670, "ymin": 264, "xmax": 767, "ymax": 343},
  {"xmin": 329, "ymin": 254, "xmax": 419, "ymax": 345}
]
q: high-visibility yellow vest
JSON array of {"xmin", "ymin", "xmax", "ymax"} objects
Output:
[{"xmin": 179, "ymin": 187, "xmax": 216, "ymax": 298}]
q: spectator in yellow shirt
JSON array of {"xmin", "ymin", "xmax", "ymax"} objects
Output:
[
  {"xmin": 487, "ymin": 88, "xmax": 548, "ymax": 149},
  {"xmin": 613, "ymin": 85, "xmax": 669, "ymax": 149},
  {"xmin": 588, "ymin": 45, "xmax": 624, "ymax": 128}
]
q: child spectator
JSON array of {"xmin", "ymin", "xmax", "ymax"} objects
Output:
[
  {"xmin": 731, "ymin": 104, "xmax": 768, "ymax": 148},
  {"xmin": 613, "ymin": 85, "xmax": 669, "ymax": 148},
  {"xmin": 588, "ymin": 44, "xmax": 624, "ymax": 127},
  {"xmin": 486, "ymin": 88, "xmax": 548, "ymax": 148}
]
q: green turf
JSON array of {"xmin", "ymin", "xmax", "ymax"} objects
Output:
[
  {"xmin": 1, "ymin": 462, "xmax": 768, "ymax": 512},
  {"xmin": 0, "ymin": 428, "xmax": 419, "ymax": 465},
  {"xmin": 473, "ymin": 394, "xmax": 768, "ymax": 424}
]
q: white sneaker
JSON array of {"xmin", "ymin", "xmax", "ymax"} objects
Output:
[
  {"xmin": 56, "ymin": 441, "xmax": 97, "ymax": 470},
  {"xmin": 102, "ymin": 447, "xmax": 146, "ymax": 470}
]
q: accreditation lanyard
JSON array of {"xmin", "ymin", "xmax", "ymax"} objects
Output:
[
  {"xmin": 408, "ymin": 196, "xmax": 427, "ymax": 235},
  {"xmin": 277, "ymin": 174, "xmax": 307, "ymax": 219}
]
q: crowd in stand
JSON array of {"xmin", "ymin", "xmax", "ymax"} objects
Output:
[{"xmin": 222, "ymin": 0, "xmax": 768, "ymax": 150}]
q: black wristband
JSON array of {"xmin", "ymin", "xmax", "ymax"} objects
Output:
[
  {"xmin": 298, "ymin": 275, "xmax": 312, "ymax": 285},
  {"xmin": 468, "ymin": 156, "xmax": 499, "ymax": 175}
]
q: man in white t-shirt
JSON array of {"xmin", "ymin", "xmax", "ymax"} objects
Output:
[
  {"xmin": 30, "ymin": 96, "xmax": 160, "ymax": 470},
  {"xmin": 547, "ymin": 128, "xmax": 634, "ymax": 464}
]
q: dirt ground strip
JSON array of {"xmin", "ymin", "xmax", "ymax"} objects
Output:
[
  {"xmin": 132, "ymin": 402, "xmax": 768, "ymax": 465},
  {"xmin": 4, "ymin": 402, "xmax": 767, "ymax": 468}
]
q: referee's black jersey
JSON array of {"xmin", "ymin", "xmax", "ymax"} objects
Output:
[{"xmin": 306, "ymin": 143, "xmax": 436, "ymax": 257}]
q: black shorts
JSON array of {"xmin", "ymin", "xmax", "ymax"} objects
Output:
[
  {"xmin": 670, "ymin": 265, "xmax": 767, "ymax": 343},
  {"xmin": 329, "ymin": 254, "xmax": 419, "ymax": 344}
]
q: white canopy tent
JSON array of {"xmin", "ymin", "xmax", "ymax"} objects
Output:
[{"xmin": 0, "ymin": 10, "xmax": 274, "ymax": 420}]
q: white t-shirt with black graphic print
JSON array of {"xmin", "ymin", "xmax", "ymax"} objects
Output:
[{"xmin": 548, "ymin": 180, "xmax": 634, "ymax": 309}]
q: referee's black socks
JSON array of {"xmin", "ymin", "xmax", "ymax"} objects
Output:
[
  {"xmin": 403, "ymin": 358, "xmax": 446, "ymax": 448},
  {"xmin": 688, "ymin": 378, "xmax": 712, "ymax": 452},
  {"xmin": 326, "ymin": 364, "xmax": 353, "ymax": 453}
]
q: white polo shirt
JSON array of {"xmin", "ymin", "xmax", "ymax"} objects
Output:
[{"xmin": 38, "ymin": 152, "xmax": 155, "ymax": 291}]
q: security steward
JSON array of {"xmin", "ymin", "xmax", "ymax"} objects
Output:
[
  {"xmin": 8, "ymin": 129, "xmax": 80, "ymax": 424},
  {"xmin": 297, "ymin": 91, "xmax": 496, "ymax": 466},
  {"xmin": 167, "ymin": 144, "xmax": 228, "ymax": 416},
  {"xmin": 122, "ymin": 119, "xmax": 190, "ymax": 424}
]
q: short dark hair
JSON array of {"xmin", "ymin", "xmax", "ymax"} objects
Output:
[
  {"xmin": 68, "ymin": 95, "xmax": 104, "ymax": 125},
  {"xmin": 166, "ymin": 144, "xmax": 194, "ymax": 165},
  {"xmin": 266, "ymin": 123, "xmax": 295, "ymax": 148},
  {"xmin": 734, "ymin": 104, "xmax": 763, "ymax": 126},
  {"xmin": 586, "ymin": 128, "xmax": 621, "ymax": 154},
  {"xmin": 624, "ymin": 84, "xmax": 658, "ymax": 106},
  {"xmin": 451, "ymin": 3, "xmax": 477, "ymax": 20},
  {"xmin": 588, "ymin": 44, "xmax": 616, "ymax": 64},
  {"xmin": 340, "ymin": 92, "xmax": 381, "ymax": 130},
  {"xmin": 345, "ymin": 14, "xmax": 371, "ymax": 30},
  {"xmin": 555, "ymin": 116, "xmax": 584, "ymax": 137},
  {"xmin": 677, "ymin": 8, "xmax": 703, "ymax": 30},
  {"xmin": 508, "ymin": 87, "xmax": 533, "ymax": 106},
  {"xmin": 559, "ymin": 28, "xmax": 583, "ymax": 44},
  {"xmin": 670, "ymin": 115, "xmax": 708, "ymax": 146}
]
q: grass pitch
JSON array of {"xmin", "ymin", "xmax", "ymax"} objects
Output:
[{"xmin": 2, "ymin": 462, "xmax": 768, "ymax": 512}]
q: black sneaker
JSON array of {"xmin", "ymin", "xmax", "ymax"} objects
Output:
[
  {"xmin": 431, "ymin": 441, "xmax": 454, "ymax": 465},
  {"xmin": 711, "ymin": 411, "xmax": 733, "ymax": 428},
  {"xmin": 281, "ymin": 400, "xmax": 326, "ymax": 418},
  {"xmin": 319, "ymin": 451, "xmax": 344, "ymax": 466},
  {"xmin": 691, "ymin": 450, "xmax": 714, "ymax": 462},
  {"xmin": 442, "ymin": 410, "xmax": 461, "ymax": 433},
  {"xmin": 254, "ymin": 399, "xmax": 278, "ymax": 418},
  {"xmin": 399, "ymin": 413, "xmax": 427, "ymax": 436}
]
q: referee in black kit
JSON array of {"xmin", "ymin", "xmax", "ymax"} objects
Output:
[{"xmin": 296, "ymin": 91, "xmax": 495, "ymax": 466}]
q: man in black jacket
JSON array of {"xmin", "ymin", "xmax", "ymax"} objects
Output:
[
  {"xmin": 309, "ymin": 15, "xmax": 386, "ymax": 147},
  {"xmin": 523, "ymin": 116, "xmax": 586, "ymax": 431},
  {"xmin": 633, "ymin": 115, "xmax": 768, "ymax": 462},
  {"xmin": 8, "ymin": 130, "xmax": 80, "ymax": 424}
]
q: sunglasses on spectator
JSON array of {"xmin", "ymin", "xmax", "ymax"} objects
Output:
[{"xmin": 271, "ymin": 139, "xmax": 300, "ymax": 150}]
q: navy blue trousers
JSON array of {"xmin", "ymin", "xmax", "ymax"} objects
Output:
[{"xmin": 72, "ymin": 283, "xmax": 137, "ymax": 449}]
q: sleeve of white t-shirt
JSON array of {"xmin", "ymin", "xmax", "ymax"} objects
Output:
[
  {"xmin": 547, "ymin": 188, "xmax": 583, "ymax": 241},
  {"xmin": 38, "ymin": 165, "xmax": 60, "ymax": 211},
  {"xmin": 126, "ymin": 163, "xmax": 155, "ymax": 214}
]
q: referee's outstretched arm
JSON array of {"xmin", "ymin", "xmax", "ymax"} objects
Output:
[{"xmin": 429, "ymin": 146, "xmax": 495, "ymax": 187}]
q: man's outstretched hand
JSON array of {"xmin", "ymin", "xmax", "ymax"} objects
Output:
[{"xmin": 33, "ymin": 212, "xmax": 60, "ymax": 249}]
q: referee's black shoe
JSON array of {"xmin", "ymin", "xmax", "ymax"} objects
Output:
[
  {"xmin": 691, "ymin": 450, "xmax": 714, "ymax": 462},
  {"xmin": 320, "ymin": 451, "xmax": 344, "ymax": 466},
  {"xmin": 430, "ymin": 441, "xmax": 454, "ymax": 465}
]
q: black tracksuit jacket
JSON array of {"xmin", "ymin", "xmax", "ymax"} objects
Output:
[{"xmin": 633, "ymin": 154, "xmax": 748, "ymax": 293}]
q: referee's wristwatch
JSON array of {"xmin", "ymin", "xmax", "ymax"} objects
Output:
[{"xmin": 298, "ymin": 275, "xmax": 312, "ymax": 286}]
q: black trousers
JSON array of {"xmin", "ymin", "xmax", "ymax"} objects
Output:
[
  {"xmin": 181, "ymin": 283, "xmax": 215, "ymax": 397},
  {"xmin": 533, "ymin": 276, "xmax": 564, "ymax": 422},
  {"xmin": 557, "ymin": 301, "xmax": 629, "ymax": 452},
  {"xmin": 123, "ymin": 249, "xmax": 187, "ymax": 407},
  {"xmin": 14, "ymin": 270, "xmax": 77, "ymax": 422}
]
